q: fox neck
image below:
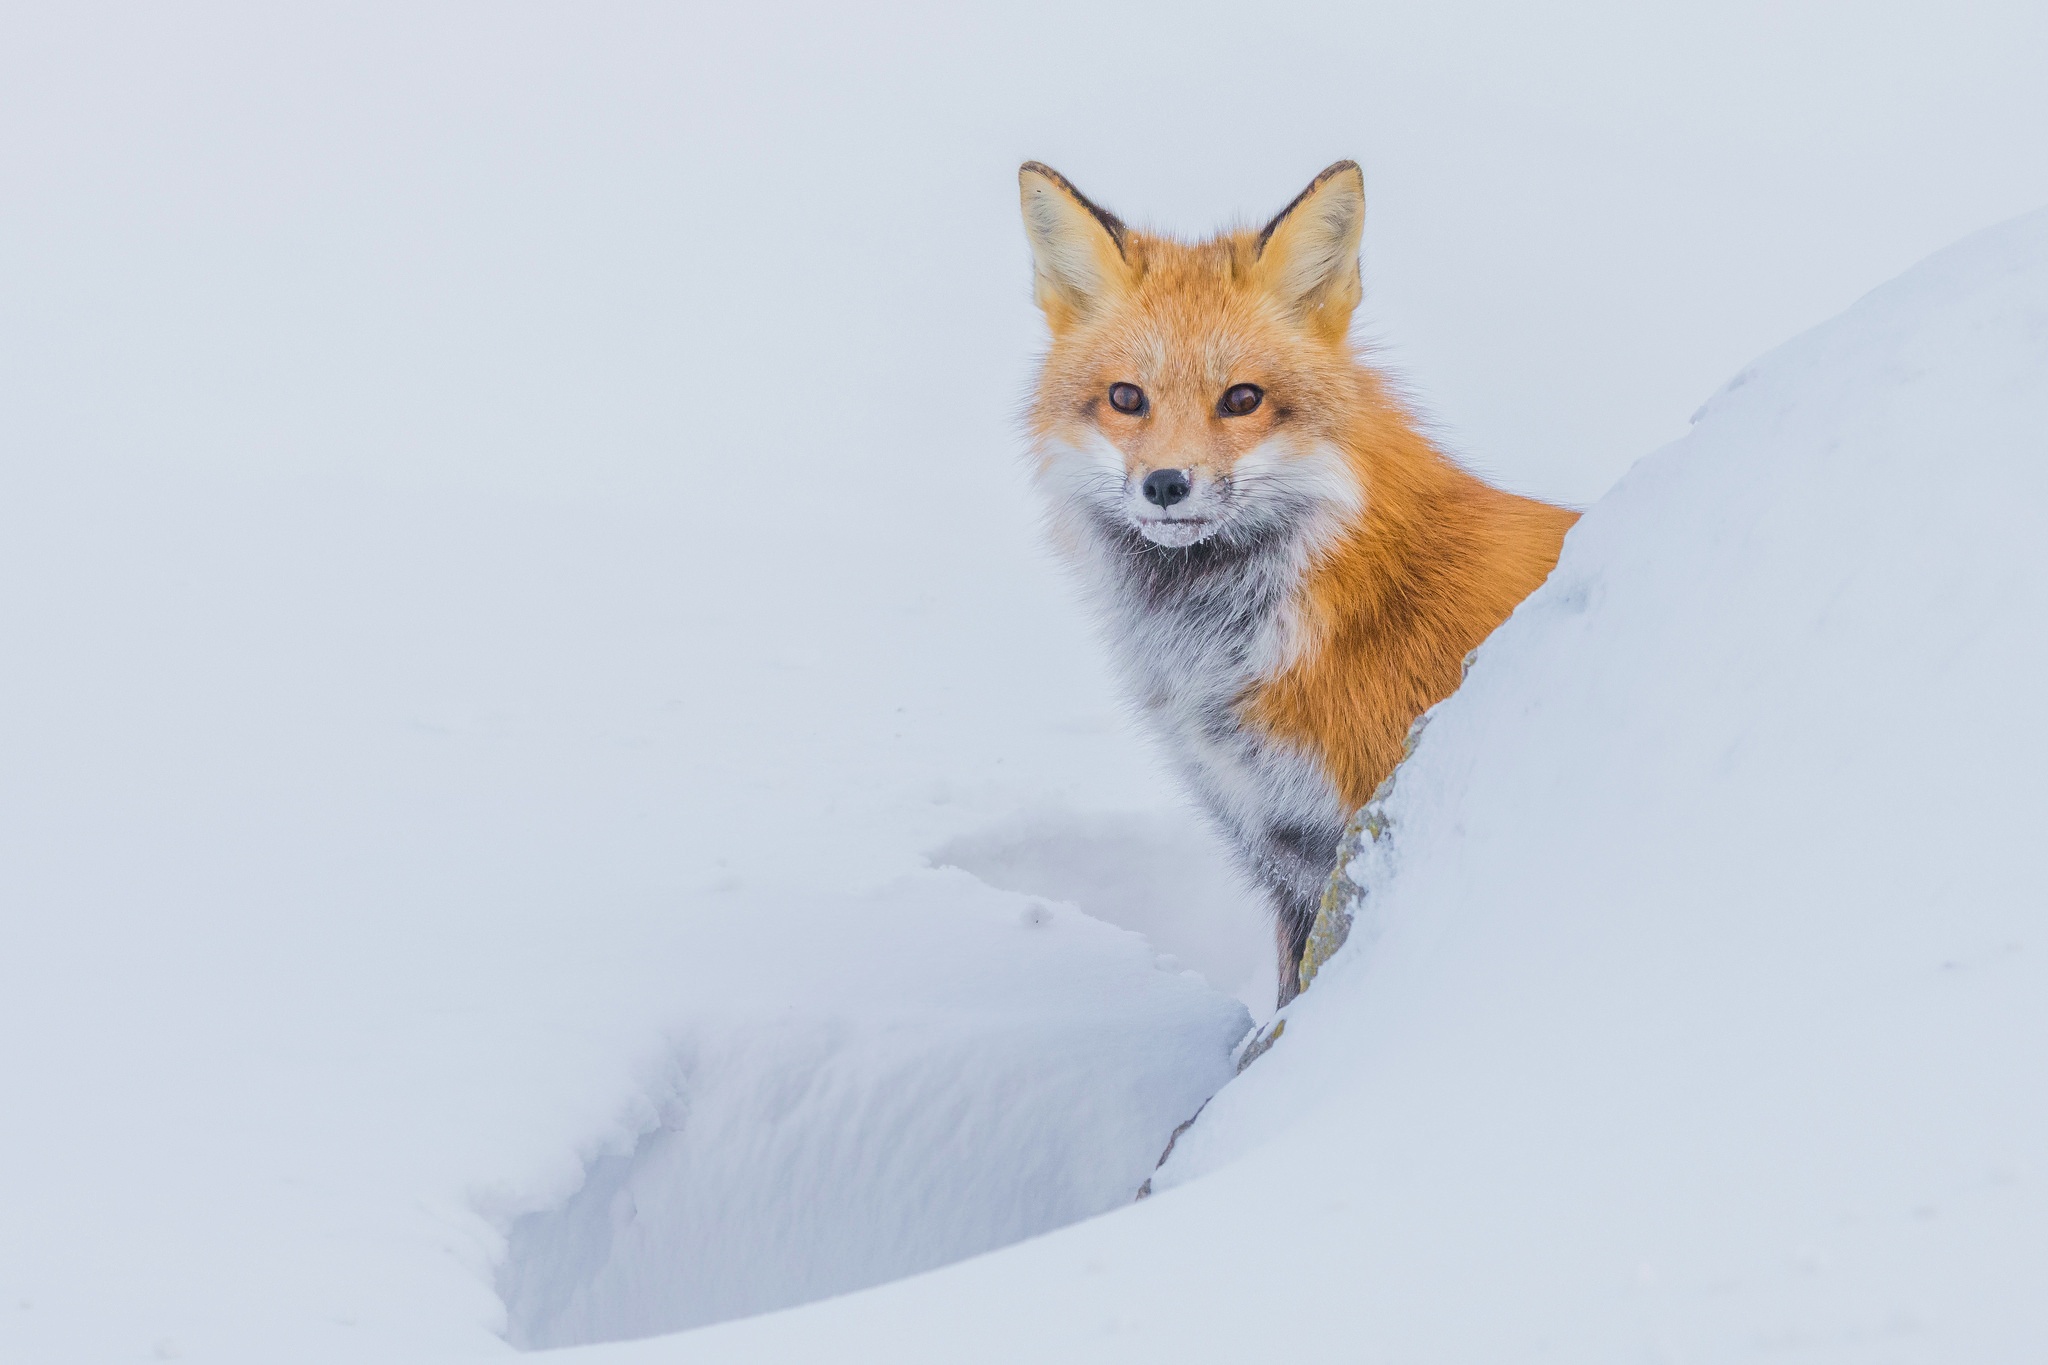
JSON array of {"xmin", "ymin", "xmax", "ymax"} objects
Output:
[{"xmin": 1065, "ymin": 393, "xmax": 1492, "ymax": 810}]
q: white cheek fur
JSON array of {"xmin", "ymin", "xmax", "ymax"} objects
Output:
[
  {"xmin": 1033, "ymin": 433, "xmax": 1364, "ymax": 557},
  {"xmin": 1031, "ymin": 432, "xmax": 1126, "ymax": 543},
  {"xmin": 1226, "ymin": 438, "xmax": 1363, "ymax": 551}
]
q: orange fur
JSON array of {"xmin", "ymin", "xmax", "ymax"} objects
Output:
[{"xmin": 1251, "ymin": 385, "xmax": 1580, "ymax": 809}]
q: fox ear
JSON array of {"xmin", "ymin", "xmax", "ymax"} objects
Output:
[
  {"xmin": 1253, "ymin": 161, "xmax": 1365, "ymax": 339},
  {"xmin": 1019, "ymin": 163, "xmax": 1132, "ymax": 329}
]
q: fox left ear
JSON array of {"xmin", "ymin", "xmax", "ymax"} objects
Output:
[
  {"xmin": 1019, "ymin": 162, "xmax": 1133, "ymax": 331},
  {"xmin": 1253, "ymin": 161, "xmax": 1365, "ymax": 340}
]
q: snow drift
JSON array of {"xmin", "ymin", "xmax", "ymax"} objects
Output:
[{"xmin": 603, "ymin": 209, "xmax": 2048, "ymax": 1362}]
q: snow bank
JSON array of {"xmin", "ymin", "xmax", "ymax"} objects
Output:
[{"xmin": 589, "ymin": 210, "xmax": 2048, "ymax": 1363}]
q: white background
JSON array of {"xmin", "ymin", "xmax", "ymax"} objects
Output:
[{"xmin": 7, "ymin": 1, "xmax": 2046, "ymax": 510}]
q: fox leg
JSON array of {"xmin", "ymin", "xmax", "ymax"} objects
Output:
[
  {"xmin": 1250, "ymin": 818, "xmax": 1341, "ymax": 1009},
  {"xmin": 1271, "ymin": 885, "xmax": 1319, "ymax": 1008}
]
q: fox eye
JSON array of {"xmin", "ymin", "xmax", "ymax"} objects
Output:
[
  {"xmin": 1219, "ymin": 383, "xmax": 1264, "ymax": 416},
  {"xmin": 1107, "ymin": 382, "xmax": 1147, "ymax": 415}
]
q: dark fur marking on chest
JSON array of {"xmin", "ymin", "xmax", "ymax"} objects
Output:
[{"xmin": 1089, "ymin": 514, "xmax": 1294, "ymax": 655}]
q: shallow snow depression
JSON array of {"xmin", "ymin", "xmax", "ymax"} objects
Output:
[{"xmin": 493, "ymin": 869, "xmax": 1246, "ymax": 1347}]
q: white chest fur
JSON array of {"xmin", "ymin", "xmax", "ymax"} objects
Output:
[{"xmin": 1068, "ymin": 517, "xmax": 1350, "ymax": 921}]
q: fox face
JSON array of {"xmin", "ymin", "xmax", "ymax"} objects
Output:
[{"xmin": 1022, "ymin": 162, "xmax": 1369, "ymax": 555}]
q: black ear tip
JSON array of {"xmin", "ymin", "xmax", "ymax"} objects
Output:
[
  {"xmin": 1259, "ymin": 162, "xmax": 1366, "ymax": 254},
  {"xmin": 1016, "ymin": 164, "xmax": 1128, "ymax": 257}
]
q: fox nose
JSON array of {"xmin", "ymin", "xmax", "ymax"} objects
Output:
[{"xmin": 1141, "ymin": 469, "xmax": 1192, "ymax": 508}]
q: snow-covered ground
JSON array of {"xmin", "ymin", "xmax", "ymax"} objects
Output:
[{"xmin": 5, "ymin": 5, "xmax": 2048, "ymax": 1364}]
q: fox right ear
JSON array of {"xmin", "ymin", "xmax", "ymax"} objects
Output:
[
  {"xmin": 1253, "ymin": 161, "xmax": 1365, "ymax": 341},
  {"xmin": 1019, "ymin": 163, "xmax": 1132, "ymax": 329}
]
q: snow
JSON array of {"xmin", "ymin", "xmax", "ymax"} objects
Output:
[
  {"xmin": 0, "ymin": 456, "xmax": 1252, "ymax": 1363},
  {"xmin": 5, "ymin": 5, "xmax": 2048, "ymax": 1364},
  {"xmin": 589, "ymin": 205, "xmax": 2048, "ymax": 1365},
  {"xmin": 496, "ymin": 872, "xmax": 1244, "ymax": 1347}
]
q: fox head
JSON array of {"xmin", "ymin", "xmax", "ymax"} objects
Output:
[{"xmin": 1020, "ymin": 161, "xmax": 1370, "ymax": 553}]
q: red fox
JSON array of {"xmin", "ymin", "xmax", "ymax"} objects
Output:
[{"xmin": 1018, "ymin": 161, "xmax": 1579, "ymax": 1006}]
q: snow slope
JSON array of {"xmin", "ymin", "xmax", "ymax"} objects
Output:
[{"xmin": 551, "ymin": 209, "xmax": 2048, "ymax": 1362}]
